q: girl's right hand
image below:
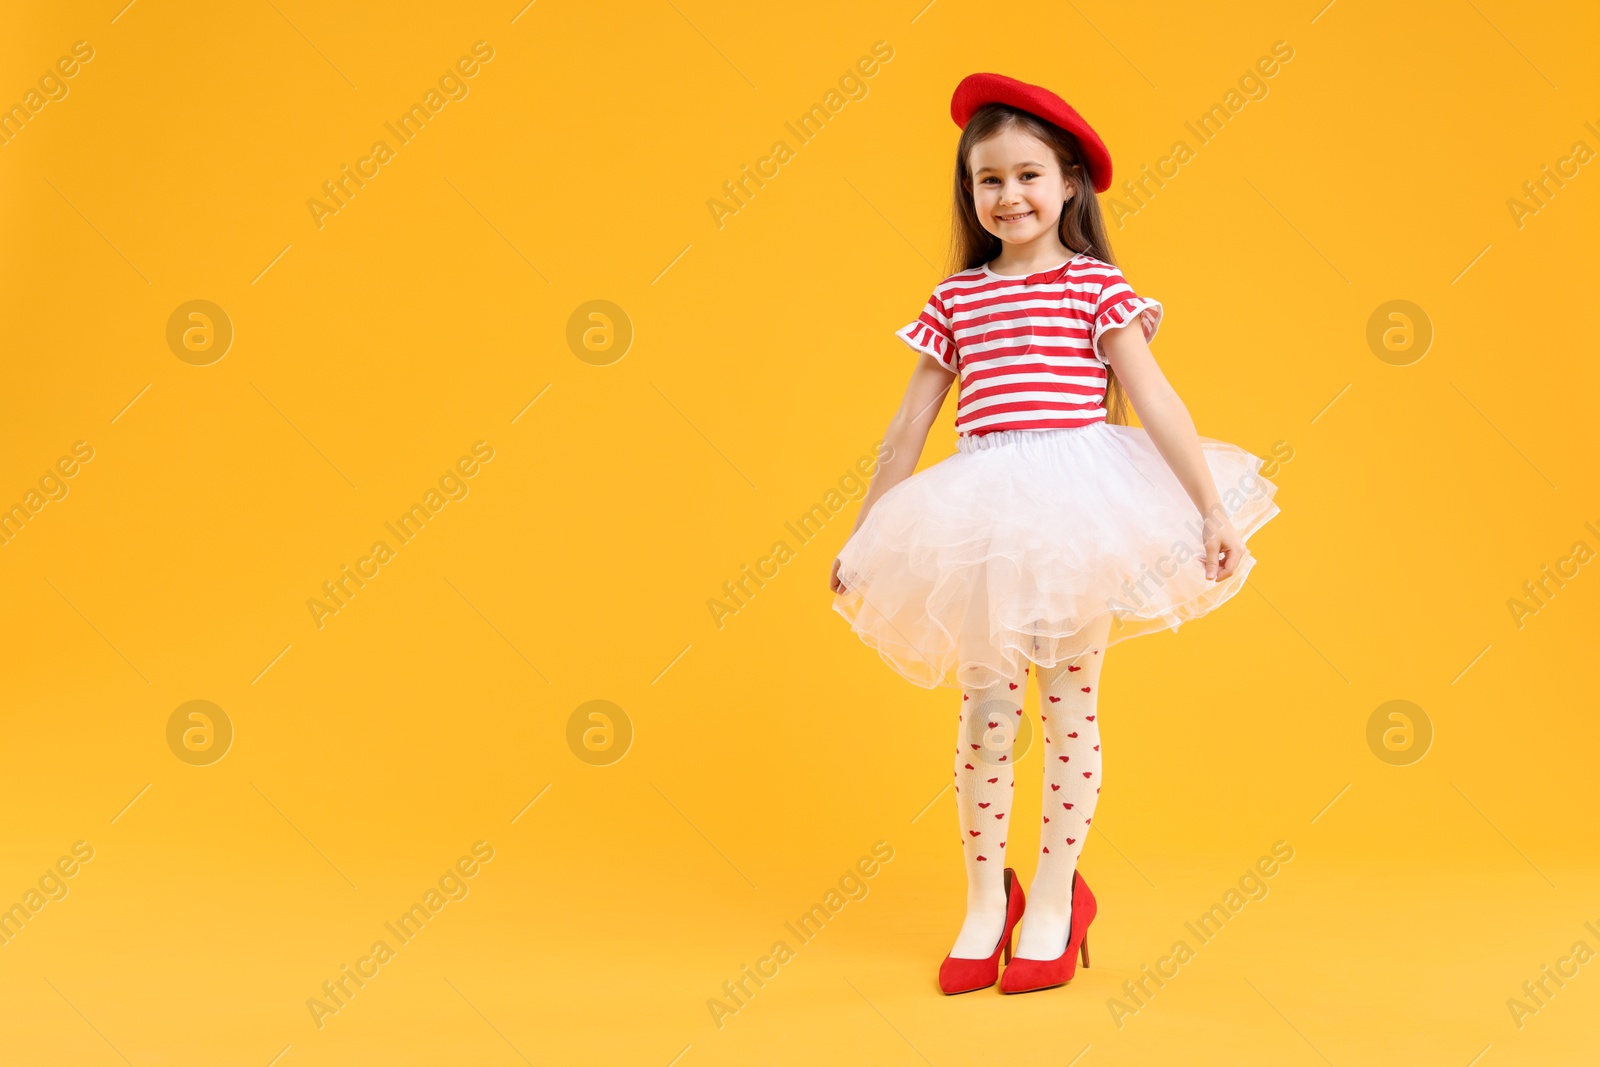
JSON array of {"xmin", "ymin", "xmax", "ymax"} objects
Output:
[{"xmin": 829, "ymin": 556, "xmax": 847, "ymax": 595}]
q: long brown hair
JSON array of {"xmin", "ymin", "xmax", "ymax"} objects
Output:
[{"xmin": 947, "ymin": 104, "xmax": 1131, "ymax": 425}]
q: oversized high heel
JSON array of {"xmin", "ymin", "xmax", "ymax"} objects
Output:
[
  {"xmin": 939, "ymin": 867, "xmax": 1027, "ymax": 995},
  {"xmin": 998, "ymin": 869, "xmax": 1096, "ymax": 994}
]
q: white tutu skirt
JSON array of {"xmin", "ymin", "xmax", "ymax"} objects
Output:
[{"xmin": 832, "ymin": 422, "xmax": 1281, "ymax": 690}]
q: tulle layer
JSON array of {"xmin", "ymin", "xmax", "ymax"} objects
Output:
[{"xmin": 832, "ymin": 421, "xmax": 1281, "ymax": 690}]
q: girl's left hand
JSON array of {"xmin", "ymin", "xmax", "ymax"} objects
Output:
[{"xmin": 1201, "ymin": 510, "xmax": 1248, "ymax": 581}]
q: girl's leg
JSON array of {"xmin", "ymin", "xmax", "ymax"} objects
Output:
[
  {"xmin": 1014, "ymin": 615, "xmax": 1112, "ymax": 960},
  {"xmin": 948, "ymin": 662, "xmax": 1028, "ymax": 958}
]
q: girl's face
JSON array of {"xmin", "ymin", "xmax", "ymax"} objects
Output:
[{"xmin": 966, "ymin": 126, "xmax": 1075, "ymax": 250}]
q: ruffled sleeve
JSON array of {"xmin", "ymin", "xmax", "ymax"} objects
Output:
[
  {"xmin": 1091, "ymin": 265, "xmax": 1163, "ymax": 364},
  {"xmin": 895, "ymin": 288, "xmax": 958, "ymax": 372}
]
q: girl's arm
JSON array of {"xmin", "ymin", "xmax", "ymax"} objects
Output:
[
  {"xmin": 830, "ymin": 354, "xmax": 956, "ymax": 593},
  {"xmin": 1100, "ymin": 322, "xmax": 1246, "ymax": 582}
]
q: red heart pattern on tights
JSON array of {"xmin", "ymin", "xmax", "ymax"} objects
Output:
[{"xmin": 958, "ymin": 670, "xmax": 1103, "ymax": 874}]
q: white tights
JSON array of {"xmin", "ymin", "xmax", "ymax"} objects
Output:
[{"xmin": 949, "ymin": 617, "xmax": 1111, "ymax": 960}]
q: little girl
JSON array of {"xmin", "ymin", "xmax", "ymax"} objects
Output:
[{"xmin": 829, "ymin": 73, "xmax": 1281, "ymax": 995}]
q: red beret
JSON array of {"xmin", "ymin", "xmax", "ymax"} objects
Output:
[{"xmin": 950, "ymin": 73, "xmax": 1113, "ymax": 194}]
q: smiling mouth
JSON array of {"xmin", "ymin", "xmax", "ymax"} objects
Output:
[{"xmin": 997, "ymin": 211, "xmax": 1032, "ymax": 223}]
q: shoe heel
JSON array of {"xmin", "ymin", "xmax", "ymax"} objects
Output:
[
  {"xmin": 1079, "ymin": 931, "xmax": 1090, "ymax": 969},
  {"xmin": 1002, "ymin": 930, "xmax": 1012, "ymax": 965}
]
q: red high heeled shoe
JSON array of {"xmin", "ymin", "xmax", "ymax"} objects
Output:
[
  {"xmin": 939, "ymin": 867, "xmax": 1027, "ymax": 995},
  {"xmin": 998, "ymin": 869, "xmax": 1095, "ymax": 994}
]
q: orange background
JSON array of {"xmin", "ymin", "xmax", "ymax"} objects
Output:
[{"xmin": 1, "ymin": 1, "xmax": 1596, "ymax": 1063}]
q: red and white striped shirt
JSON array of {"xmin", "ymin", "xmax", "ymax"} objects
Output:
[{"xmin": 896, "ymin": 253, "xmax": 1163, "ymax": 436}]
